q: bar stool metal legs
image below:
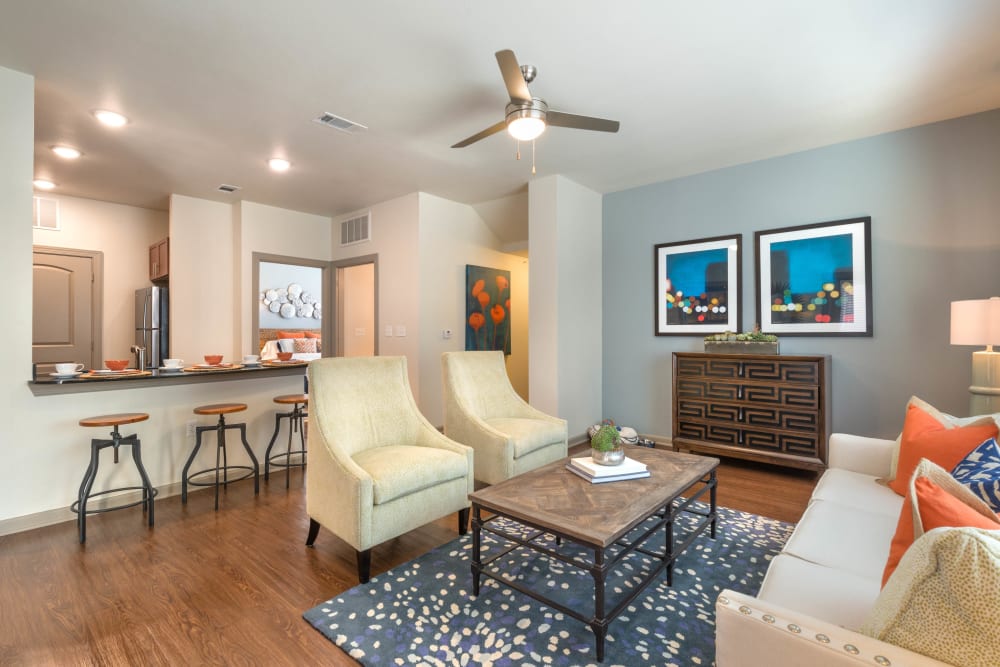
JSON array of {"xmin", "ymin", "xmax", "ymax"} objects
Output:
[
  {"xmin": 264, "ymin": 394, "xmax": 308, "ymax": 489},
  {"xmin": 71, "ymin": 413, "xmax": 157, "ymax": 543},
  {"xmin": 182, "ymin": 403, "xmax": 259, "ymax": 510}
]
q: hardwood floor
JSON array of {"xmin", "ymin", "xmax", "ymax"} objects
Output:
[{"xmin": 0, "ymin": 452, "xmax": 817, "ymax": 665}]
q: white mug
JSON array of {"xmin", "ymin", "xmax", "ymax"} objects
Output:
[
  {"xmin": 163, "ymin": 358, "xmax": 184, "ymax": 368},
  {"xmin": 54, "ymin": 362, "xmax": 84, "ymax": 374},
  {"xmin": 242, "ymin": 355, "xmax": 260, "ymax": 364}
]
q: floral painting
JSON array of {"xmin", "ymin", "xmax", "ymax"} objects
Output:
[{"xmin": 466, "ymin": 265, "xmax": 511, "ymax": 354}]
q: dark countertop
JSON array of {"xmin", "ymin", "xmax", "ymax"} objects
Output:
[{"xmin": 30, "ymin": 362, "xmax": 310, "ymax": 396}]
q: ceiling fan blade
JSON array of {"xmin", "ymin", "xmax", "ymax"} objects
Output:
[
  {"xmin": 451, "ymin": 120, "xmax": 508, "ymax": 148},
  {"xmin": 495, "ymin": 49, "xmax": 531, "ymax": 103},
  {"xmin": 547, "ymin": 111, "xmax": 620, "ymax": 133}
]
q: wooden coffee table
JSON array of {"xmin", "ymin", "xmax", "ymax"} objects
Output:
[{"xmin": 468, "ymin": 447, "xmax": 719, "ymax": 662}]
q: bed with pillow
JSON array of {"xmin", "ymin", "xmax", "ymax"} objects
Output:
[{"xmin": 259, "ymin": 328, "xmax": 322, "ymax": 361}]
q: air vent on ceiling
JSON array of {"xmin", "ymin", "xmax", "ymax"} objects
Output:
[
  {"xmin": 32, "ymin": 196, "xmax": 59, "ymax": 230},
  {"xmin": 217, "ymin": 184, "xmax": 242, "ymax": 193},
  {"xmin": 340, "ymin": 211, "xmax": 371, "ymax": 246},
  {"xmin": 314, "ymin": 112, "xmax": 368, "ymax": 134}
]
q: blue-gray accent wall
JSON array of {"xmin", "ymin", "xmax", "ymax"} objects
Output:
[{"xmin": 602, "ymin": 109, "xmax": 1000, "ymax": 440}]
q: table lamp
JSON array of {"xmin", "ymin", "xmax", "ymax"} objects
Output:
[{"xmin": 950, "ymin": 296, "xmax": 1000, "ymax": 415}]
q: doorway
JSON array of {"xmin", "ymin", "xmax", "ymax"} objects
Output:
[
  {"xmin": 32, "ymin": 246, "xmax": 103, "ymax": 371},
  {"xmin": 334, "ymin": 255, "xmax": 378, "ymax": 357}
]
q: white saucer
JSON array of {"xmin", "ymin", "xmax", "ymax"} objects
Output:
[
  {"xmin": 49, "ymin": 371, "xmax": 82, "ymax": 378},
  {"xmin": 159, "ymin": 366, "xmax": 184, "ymax": 372}
]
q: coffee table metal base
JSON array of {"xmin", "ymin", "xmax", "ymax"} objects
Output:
[{"xmin": 471, "ymin": 469, "xmax": 717, "ymax": 662}]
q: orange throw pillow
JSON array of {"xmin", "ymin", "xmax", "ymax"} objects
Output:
[
  {"xmin": 887, "ymin": 404, "xmax": 998, "ymax": 496},
  {"xmin": 882, "ymin": 475, "xmax": 1000, "ymax": 587},
  {"xmin": 303, "ymin": 332, "xmax": 321, "ymax": 339},
  {"xmin": 277, "ymin": 331, "xmax": 299, "ymax": 339}
]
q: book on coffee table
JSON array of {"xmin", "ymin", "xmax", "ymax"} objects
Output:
[{"xmin": 566, "ymin": 456, "xmax": 650, "ymax": 483}]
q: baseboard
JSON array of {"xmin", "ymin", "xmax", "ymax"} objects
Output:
[{"xmin": 0, "ymin": 481, "xmax": 184, "ymax": 537}]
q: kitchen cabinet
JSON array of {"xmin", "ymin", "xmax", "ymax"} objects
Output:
[
  {"xmin": 672, "ymin": 352, "xmax": 831, "ymax": 471},
  {"xmin": 149, "ymin": 238, "xmax": 169, "ymax": 282}
]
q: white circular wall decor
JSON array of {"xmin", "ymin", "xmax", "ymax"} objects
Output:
[{"xmin": 260, "ymin": 283, "xmax": 322, "ymax": 321}]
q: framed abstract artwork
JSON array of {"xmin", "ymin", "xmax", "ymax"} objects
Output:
[
  {"xmin": 755, "ymin": 216, "xmax": 872, "ymax": 336},
  {"xmin": 654, "ymin": 235, "xmax": 742, "ymax": 336},
  {"xmin": 465, "ymin": 264, "xmax": 511, "ymax": 354}
]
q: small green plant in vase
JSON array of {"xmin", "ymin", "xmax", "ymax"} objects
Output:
[{"xmin": 591, "ymin": 424, "xmax": 625, "ymax": 466}]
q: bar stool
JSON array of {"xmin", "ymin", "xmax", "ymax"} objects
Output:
[
  {"xmin": 264, "ymin": 393, "xmax": 308, "ymax": 488},
  {"xmin": 72, "ymin": 413, "xmax": 157, "ymax": 543},
  {"xmin": 182, "ymin": 403, "xmax": 259, "ymax": 510}
]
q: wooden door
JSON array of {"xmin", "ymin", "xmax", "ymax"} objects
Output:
[{"xmin": 32, "ymin": 247, "xmax": 102, "ymax": 371}]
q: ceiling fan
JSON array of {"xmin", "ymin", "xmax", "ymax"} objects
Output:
[{"xmin": 452, "ymin": 49, "xmax": 620, "ymax": 149}]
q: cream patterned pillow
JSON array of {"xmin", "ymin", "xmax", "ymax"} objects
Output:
[
  {"xmin": 861, "ymin": 526, "xmax": 1000, "ymax": 667},
  {"xmin": 293, "ymin": 337, "xmax": 317, "ymax": 353}
]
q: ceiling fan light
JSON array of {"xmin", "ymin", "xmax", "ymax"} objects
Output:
[{"xmin": 507, "ymin": 116, "xmax": 546, "ymax": 142}]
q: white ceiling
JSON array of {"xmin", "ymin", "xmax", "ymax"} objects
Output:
[{"xmin": 3, "ymin": 1, "xmax": 1000, "ymax": 241}]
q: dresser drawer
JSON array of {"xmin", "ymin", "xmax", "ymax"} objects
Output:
[
  {"xmin": 677, "ymin": 378, "xmax": 821, "ymax": 410},
  {"xmin": 675, "ymin": 355, "xmax": 820, "ymax": 385}
]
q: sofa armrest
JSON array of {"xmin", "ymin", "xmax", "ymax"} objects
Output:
[
  {"xmin": 716, "ymin": 590, "xmax": 950, "ymax": 667},
  {"xmin": 828, "ymin": 433, "xmax": 896, "ymax": 477}
]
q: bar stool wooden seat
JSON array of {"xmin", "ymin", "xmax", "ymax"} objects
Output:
[
  {"xmin": 264, "ymin": 393, "xmax": 308, "ymax": 489},
  {"xmin": 182, "ymin": 403, "xmax": 259, "ymax": 510},
  {"xmin": 72, "ymin": 412, "xmax": 157, "ymax": 543}
]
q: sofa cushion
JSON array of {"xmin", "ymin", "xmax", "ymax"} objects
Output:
[
  {"xmin": 757, "ymin": 553, "xmax": 881, "ymax": 630},
  {"xmin": 863, "ymin": 527, "xmax": 1000, "ymax": 667},
  {"xmin": 354, "ymin": 444, "xmax": 469, "ymax": 505},
  {"xmin": 951, "ymin": 437, "xmax": 1000, "ymax": 512},
  {"xmin": 781, "ymin": 499, "xmax": 898, "ymax": 580},
  {"xmin": 485, "ymin": 417, "xmax": 565, "ymax": 458},
  {"xmin": 811, "ymin": 468, "xmax": 903, "ymax": 518},
  {"xmin": 882, "ymin": 458, "xmax": 1000, "ymax": 586},
  {"xmin": 888, "ymin": 401, "xmax": 997, "ymax": 496}
]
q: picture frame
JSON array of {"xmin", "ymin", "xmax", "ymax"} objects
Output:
[
  {"xmin": 465, "ymin": 264, "xmax": 512, "ymax": 354},
  {"xmin": 755, "ymin": 216, "xmax": 872, "ymax": 336},
  {"xmin": 654, "ymin": 234, "xmax": 741, "ymax": 336}
]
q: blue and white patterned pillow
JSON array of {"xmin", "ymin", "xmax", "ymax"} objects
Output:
[{"xmin": 951, "ymin": 437, "xmax": 1000, "ymax": 512}]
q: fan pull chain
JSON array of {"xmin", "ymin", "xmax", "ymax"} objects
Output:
[
  {"xmin": 515, "ymin": 140, "xmax": 521, "ymax": 161},
  {"xmin": 532, "ymin": 139, "xmax": 536, "ymax": 175}
]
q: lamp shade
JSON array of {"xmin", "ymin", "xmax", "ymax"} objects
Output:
[{"xmin": 950, "ymin": 297, "xmax": 1000, "ymax": 346}]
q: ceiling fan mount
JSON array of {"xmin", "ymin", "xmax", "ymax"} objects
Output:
[{"xmin": 452, "ymin": 49, "xmax": 619, "ymax": 149}]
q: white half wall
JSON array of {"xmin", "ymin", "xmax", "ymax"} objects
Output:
[
  {"xmin": 32, "ymin": 194, "xmax": 168, "ymax": 360},
  {"xmin": 529, "ymin": 175, "xmax": 603, "ymax": 436}
]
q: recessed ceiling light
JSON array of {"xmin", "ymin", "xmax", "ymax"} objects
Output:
[
  {"xmin": 92, "ymin": 109, "xmax": 129, "ymax": 127},
  {"xmin": 33, "ymin": 179, "xmax": 56, "ymax": 190},
  {"xmin": 51, "ymin": 145, "xmax": 82, "ymax": 159},
  {"xmin": 268, "ymin": 158, "xmax": 291, "ymax": 172}
]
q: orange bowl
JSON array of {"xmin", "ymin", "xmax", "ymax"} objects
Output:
[
  {"xmin": 204, "ymin": 354, "xmax": 223, "ymax": 365},
  {"xmin": 276, "ymin": 352, "xmax": 293, "ymax": 362},
  {"xmin": 105, "ymin": 359, "xmax": 129, "ymax": 371}
]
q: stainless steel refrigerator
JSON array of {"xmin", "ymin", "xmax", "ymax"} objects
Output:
[{"xmin": 135, "ymin": 286, "xmax": 169, "ymax": 368}]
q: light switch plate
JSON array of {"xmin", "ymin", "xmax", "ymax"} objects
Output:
[
  {"xmin": 384, "ymin": 325, "xmax": 393, "ymax": 337},
  {"xmin": 395, "ymin": 325, "xmax": 407, "ymax": 337}
]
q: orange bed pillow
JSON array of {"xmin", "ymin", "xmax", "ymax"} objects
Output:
[
  {"xmin": 277, "ymin": 331, "xmax": 300, "ymax": 339},
  {"xmin": 303, "ymin": 331, "xmax": 321, "ymax": 339},
  {"xmin": 887, "ymin": 403, "xmax": 998, "ymax": 496},
  {"xmin": 882, "ymin": 473, "xmax": 1000, "ymax": 587}
]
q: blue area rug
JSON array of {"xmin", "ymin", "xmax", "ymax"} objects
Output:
[{"xmin": 303, "ymin": 505, "xmax": 792, "ymax": 666}]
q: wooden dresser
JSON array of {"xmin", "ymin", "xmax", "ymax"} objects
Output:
[{"xmin": 672, "ymin": 352, "xmax": 831, "ymax": 471}]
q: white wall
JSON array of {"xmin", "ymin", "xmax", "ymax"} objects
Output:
[
  {"xmin": 333, "ymin": 194, "xmax": 422, "ymax": 398},
  {"xmin": 529, "ymin": 175, "xmax": 603, "ymax": 436},
  {"xmin": 235, "ymin": 200, "xmax": 333, "ymax": 355},
  {"xmin": 32, "ymin": 194, "xmax": 168, "ymax": 360},
  {"xmin": 417, "ymin": 192, "xmax": 529, "ymax": 426},
  {"xmin": 169, "ymin": 195, "xmax": 235, "ymax": 363}
]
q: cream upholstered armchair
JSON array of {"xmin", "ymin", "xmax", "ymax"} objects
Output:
[
  {"xmin": 305, "ymin": 356, "xmax": 473, "ymax": 583},
  {"xmin": 442, "ymin": 350, "xmax": 568, "ymax": 485}
]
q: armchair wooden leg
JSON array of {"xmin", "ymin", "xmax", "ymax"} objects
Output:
[
  {"xmin": 305, "ymin": 518, "xmax": 320, "ymax": 547},
  {"xmin": 356, "ymin": 549, "xmax": 372, "ymax": 584},
  {"xmin": 458, "ymin": 507, "xmax": 470, "ymax": 535}
]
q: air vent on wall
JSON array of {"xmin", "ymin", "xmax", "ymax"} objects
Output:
[
  {"xmin": 340, "ymin": 211, "xmax": 371, "ymax": 246},
  {"xmin": 313, "ymin": 112, "xmax": 368, "ymax": 134},
  {"xmin": 32, "ymin": 196, "xmax": 59, "ymax": 230}
]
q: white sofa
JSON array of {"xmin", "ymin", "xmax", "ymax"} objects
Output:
[{"xmin": 716, "ymin": 433, "xmax": 953, "ymax": 666}]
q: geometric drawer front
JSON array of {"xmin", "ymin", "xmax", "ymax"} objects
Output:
[
  {"xmin": 676, "ymin": 400, "xmax": 740, "ymax": 422},
  {"xmin": 675, "ymin": 421, "xmax": 741, "ymax": 447},
  {"xmin": 742, "ymin": 406, "xmax": 819, "ymax": 432},
  {"xmin": 743, "ymin": 360, "xmax": 820, "ymax": 384},
  {"xmin": 675, "ymin": 356, "xmax": 741, "ymax": 379},
  {"xmin": 742, "ymin": 384, "xmax": 820, "ymax": 409},
  {"xmin": 676, "ymin": 378, "xmax": 739, "ymax": 401}
]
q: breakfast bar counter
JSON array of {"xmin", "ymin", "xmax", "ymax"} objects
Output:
[{"xmin": 29, "ymin": 362, "xmax": 310, "ymax": 396}]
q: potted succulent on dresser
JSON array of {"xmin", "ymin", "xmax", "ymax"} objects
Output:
[
  {"xmin": 704, "ymin": 325, "xmax": 779, "ymax": 355},
  {"xmin": 591, "ymin": 424, "xmax": 625, "ymax": 466}
]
